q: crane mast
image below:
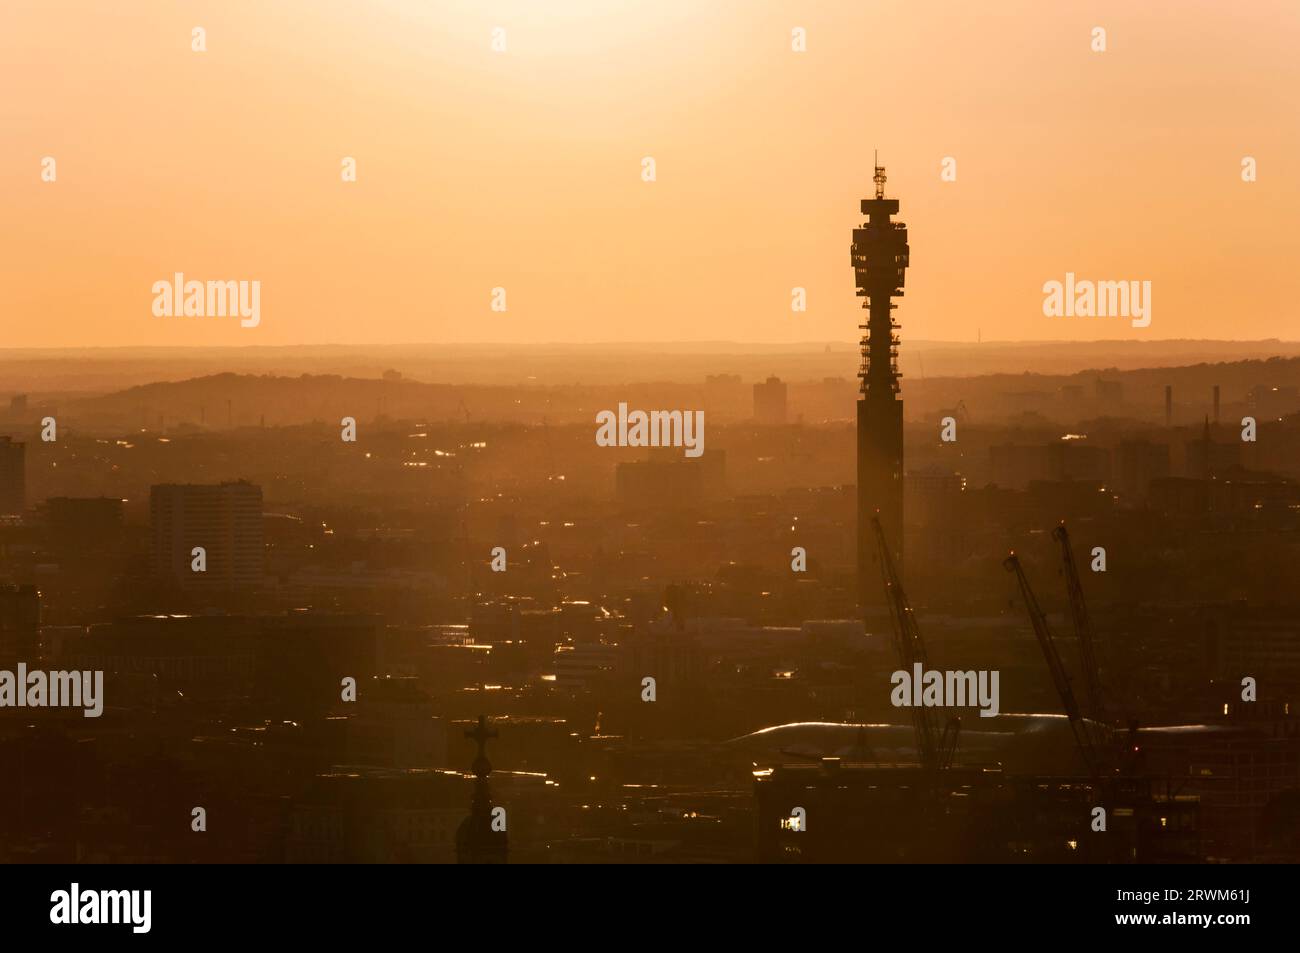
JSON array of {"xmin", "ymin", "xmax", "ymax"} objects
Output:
[
  {"xmin": 1052, "ymin": 523, "xmax": 1106, "ymax": 728},
  {"xmin": 872, "ymin": 515, "xmax": 955, "ymax": 772},
  {"xmin": 1003, "ymin": 552, "xmax": 1098, "ymax": 778}
]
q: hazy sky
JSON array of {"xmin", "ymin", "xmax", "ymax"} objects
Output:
[{"xmin": 4, "ymin": 0, "xmax": 1298, "ymax": 348}]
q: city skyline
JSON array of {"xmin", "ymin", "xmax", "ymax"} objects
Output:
[{"xmin": 4, "ymin": 0, "xmax": 1300, "ymax": 907}]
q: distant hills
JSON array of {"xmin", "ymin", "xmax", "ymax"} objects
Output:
[
  {"xmin": 2, "ymin": 339, "xmax": 1300, "ymax": 396},
  {"xmin": 7, "ymin": 350, "xmax": 1297, "ymax": 433}
]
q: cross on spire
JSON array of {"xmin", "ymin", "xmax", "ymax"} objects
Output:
[
  {"xmin": 466, "ymin": 713, "xmax": 498, "ymax": 753},
  {"xmin": 456, "ymin": 714, "xmax": 508, "ymax": 863}
]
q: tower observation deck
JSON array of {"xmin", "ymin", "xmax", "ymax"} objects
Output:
[{"xmin": 850, "ymin": 158, "xmax": 909, "ymax": 608}]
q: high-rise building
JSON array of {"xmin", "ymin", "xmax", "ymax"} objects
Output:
[
  {"xmin": 0, "ymin": 436, "xmax": 25, "ymax": 517},
  {"xmin": 850, "ymin": 160, "xmax": 909, "ymax": 608},
  {"xmin": 150, "ymin": 481, "xmax": 264, "ymax": 590},
  {"xmin": 0, "ymin": 584, "xmax": 39, "ymax": 660},
  {"xmin": 753, "ymin": 376, "xmax": 788, "ymax": 425}
]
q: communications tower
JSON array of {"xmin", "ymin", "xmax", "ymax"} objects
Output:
[{"xmin": 850, "ymin": 156, "xmax": 910, "ymax": 608}]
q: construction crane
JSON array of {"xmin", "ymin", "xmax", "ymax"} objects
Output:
[
  {"xmin": 1003, "ymin": 552, "xmax": 1098, "ymax": 778},
  {"xmin": 872, "ymin": 515, "xmax": 958, "ymax": 772},
  {"xmin": 938, "ymin": 399, "xmax": 971, "ymax": 424},
  {"xmin": 1052, "ymin": 523, "xmax": 1106, "ymax": 729}
]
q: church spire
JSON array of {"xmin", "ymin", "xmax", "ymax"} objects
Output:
[{"xmin": 456, "ymin": 715, "xmax": 508, "ymax": 864}]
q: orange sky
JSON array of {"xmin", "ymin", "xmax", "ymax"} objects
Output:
[{"xmin": 3, "ymin": 0, "xmax": 1298, "ymax": 348}]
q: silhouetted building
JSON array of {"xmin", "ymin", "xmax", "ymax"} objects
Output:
[
  {"xmin": 0, "ymin": 437, "xmax": 25, "ymax": 517},
  {"xmin": 1141, "ymin": 708, "xmax": 1300, "ymax": 861},
  {"xmin": 150, "ymin": 481, "xmax": 263, "ymax": 590},
  {"xmin": 906, "ymin": 467, "xmax": 965, "ymax": 525},
  {"xmin": 753, "ymin": 376, "xmax": 788, "ymax": 425},
  {"xmin": 66, "ymin": 614, "xmax": 257, "ymax": 704},
  {"xmin": 61, "ymin": 611, "xmax": 382, "ymax": 712},
  {"xmin": 626, "ymin": 626, "xmax": 702, "ymax": 708},
  {"xmin": 990, "ymin": 441, "xmax": 1110, "ymax": 489},
  {"xmin": 1205, "ymin": 605, "xmax": 1300, "ymax": 694},
  {"xmin": 0, "ymin": 585, "xmax": 39, "ymax": 660},
  {"xmin": 1150, "ymin": 476, "xmax": 1300, "ymax": 517},
  {"xmin": 851, "ymin": 160, "xmax": 908, "ymax": 606}
]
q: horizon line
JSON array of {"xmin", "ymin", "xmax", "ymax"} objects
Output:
[{"xmin": 0, "ymin": 337, "xmax": 1296, "ymax": 355}]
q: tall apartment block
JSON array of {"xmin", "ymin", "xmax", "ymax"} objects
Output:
[
  {"xmin": 0, "ymin": 436, "xmax": 25, "ymax": 517},
  {"xmin": 0, "ymin": 584, "xmax": 39, "ymax": 660},
  {"xmin": 151, "ymin": 481, "xmax": 264, "ymax": 590},
  {"xmin": 753, "ymin": 376, "xmax": 789, "ymax": 425}
]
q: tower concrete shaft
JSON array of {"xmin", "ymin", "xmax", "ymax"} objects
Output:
[{"xmin": 850, "ymin": 161, "xmax": 909, "ymax": 608}]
